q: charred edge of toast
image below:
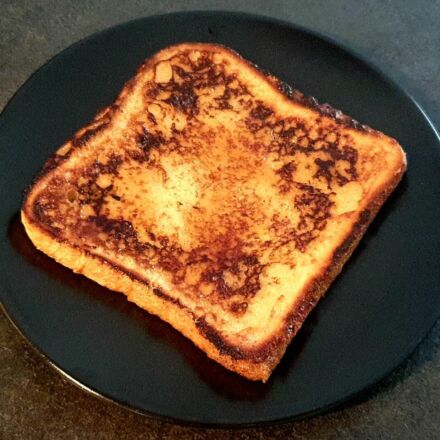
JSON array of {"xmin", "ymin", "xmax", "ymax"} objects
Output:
[
  {"xmin": 273, "ymin": 78, "xmax": 373, "ymax": 132},
  {"xmin": 193, "ymin": 179, "xmax": 397, "ymax": 365},
  {"xmin": 22, "ymin": 163, "xmax": 404, "ymax": 368},
  {"xmin": 208, "ymin": 43, "xmax": 375, "ymax": 133},
  {"xmin": 22, "ymin": 117, "xmax": 111, "ymax": 201},
  {"xmin": 75, "ymin": 251, "xmax": 189, "ymax": 311},
  {"xmin": 260, "ymin": 167, "xmax": 405, "ymax": 368}
]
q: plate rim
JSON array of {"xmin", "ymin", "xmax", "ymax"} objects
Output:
[
  {"xmin": 2, "ymin": 303, "xmax": 439, "ymax": 429},
  {"xmin": 1, "ymin": 10, "xmax": 439, "ymax": 428}
]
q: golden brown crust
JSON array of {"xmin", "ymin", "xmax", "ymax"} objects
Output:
[
  {"xmin": 21, "ymin": 43, "xmax": 406, "ymax": 382},
  {"xmin": 22, "ymin": 43, "xmax": 391, "ymax": 196},
  {"xmin": 21, "ymin": 212, "xmax": 272, "ymax": 381},
  {"xmin": 255, "ymin": 167, "xmax": 406, "ymax": 373},
  {"xmin": 21, "ymin": 166, "xmax": 403, "ymax": 381}
]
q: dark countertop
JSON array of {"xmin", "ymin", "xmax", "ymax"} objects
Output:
[{"xmin": 1, "ymin": 1, "xmax": 439, "ymax": 438}]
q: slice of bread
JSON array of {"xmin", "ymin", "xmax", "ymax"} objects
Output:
[{"xmin": 21, "ymin": 43, "xmax": 406, "ymax": 382}]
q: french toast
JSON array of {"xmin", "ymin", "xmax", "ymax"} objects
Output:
[{"xmin": 21, "ymin": 43, "xmax": 406, "ymax": 382}]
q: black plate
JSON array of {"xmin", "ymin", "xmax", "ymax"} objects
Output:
[{"xmin": 1, "ymin": 11, "xmax": 439, "ymax": 427}]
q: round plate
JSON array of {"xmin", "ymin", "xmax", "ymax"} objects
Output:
[{"xmin": 1, "ymin": 11, "xmax": 439, "ymax": 427}]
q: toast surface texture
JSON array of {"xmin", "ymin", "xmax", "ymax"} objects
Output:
[{"xmin": 22, "ymin": 43, "xmax": 406, "ymax": 381}]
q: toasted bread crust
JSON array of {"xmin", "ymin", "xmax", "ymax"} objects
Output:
[
  {"xmin": 21, "ymin": 168, "xmax": 403, "ymax": 381},
  {"xmin": 22, "ymin": 43, "xmax": 406, "ymax": 381},
  {"xmin": 21, "ymin": 213, "xmax": 271, "ymax": 381}
]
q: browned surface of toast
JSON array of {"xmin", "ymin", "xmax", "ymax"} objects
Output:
[{"xmin": 21, "ymin": 43, "xmax": 406, "ymax": 381}]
